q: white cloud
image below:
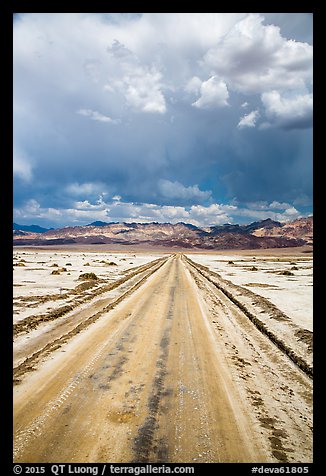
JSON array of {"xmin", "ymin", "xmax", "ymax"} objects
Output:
[
  {"xmin": 14, "ymin": 198, "xmax": 109, "ymax": 225},
  {"xmin": 158, "ymin": 179, "xmax": 211, "ymax": 202},
  {"xmin": 245, "ymin": 200, "xmax": 295, "ymax": 211},
  {"xmin": 241, "ymin": 101, "xmax": 249, "ymax": 108},
  {"xmin": 268, "ymin": 201, "xmax": 295, "ymax": 210},
  {"xmin": 188, "ymin": 203, "xmax": 236, "ymax": 226},
  {"xmin": 77, "ymin": 108, "xmax": 119, "ymax": 123},
  {"xmin": 123, "ymin": 68, "xmax": 166, "ymax": 113},
  {"xmin": 261, "ymin": 90, "xmax": 313, "ymax": 129},
  {"xmin": 192, "ymin": 76, "xmax": 229, "ymax": 109},
  {"xmin": 14, "ymin": 197, "xmax": 232, "ymax": 227},
  {"xmin": 103, "ymin": 39, "xmax": 167, "ymax": 114},
  {"xmin": 185, "ymin": 76, "xmax": 202, "ymax": 94},
  {"xmin": 66, "ymin": 182, "xmax": 108, "ymax": 197},
  {"xmin": 238, "ymin": 110, "xmax": 260, "ymax": 129},
  {"xmin": 14, "ymin": 196, "xmax": 304, "ymax": 228},
  {"xmin": 203, "ymin": 14, "xmax": 312, "ymax": 95},
  {"xmin": 234, "ymin": 201, "xmax": 301, "ymax": 222}
]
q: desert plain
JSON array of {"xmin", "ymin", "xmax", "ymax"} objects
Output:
[{"xmin": 13, "ymin": 245, "xmax": 313, "ymax": 463}]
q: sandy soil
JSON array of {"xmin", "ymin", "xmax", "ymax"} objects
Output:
[
  {"xmin": 13, "ymin": 250, "xmax": 166, "ymax": 323},
  {"xmin": 186, "ymin": 252, "xmax": 313, "ymax": 332},
  {"xmin": 13, "ymin": 251, "xmax": 312, "ymax": 463}
]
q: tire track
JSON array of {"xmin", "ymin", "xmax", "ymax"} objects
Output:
[
  {"xmin": 14, "ymin": 336, "xmax": 110, "ymax": 460},
  {"xmin": 14, "ymin": 255, "xmax": 179, "ymax": 463},
  {"xmin": 184, "ymin": 255, "xmax": 313, "ymax": 378},
  {"xmin": 14, "ymin": 259, "xmax": 174, "ymax": 460},
  {"xmin": 14, "ymin": 256, "xmax": 170, "ymax": 384},
  {"xmin": 132, "ymin": 327, "xmax": 171, "ymax": 462},
  {"xmin": 131, "ymin": 269, "xmax": 177, "ymax": 462},
  {"xmin": 15, "ymin": 253, "xmax": 310, "ymax": 463},
  {"xmin": 14, "ymin": 257, "xmax": 167, "ymax": 337},
  {"xmin": 183, "ymin": 255, "xmax": 312, "ymax": 462}
]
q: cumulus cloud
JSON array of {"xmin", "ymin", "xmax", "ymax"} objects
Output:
[
  {"xmin": 233, "ymin": 200, "xmax": 301, "ymax": 222},
  {"xmin": 238, "ymin": 110, "xmax": 260, "ymax": 129},
  {"xmin": 14, "ymin": 199, "xmax": 63, "ymax": 221},
  {"xmin": 260, "ymin": 90, "xmax": 313, "ymax": 129},
  {"xmin": 158, "ymin": 179, "xmax": 211, "ymax": 203},
  {"xmin": 104, "ymin": 39, "xmax": 167, "ymax": 114},
  {"xmin": 185, "ymin": 76, "xmax": 202, "ymax": 94},
  {"xmin": 203, "ymin": 13, "xmax": 312, "ymax": 94},
  {"xmin": 123, "ymin": 68, "xmax": 166, "ymax": 113},
  {"xmin": 188, "ymin": 203, "xmax": 236, "ymax": 226},
  {"xmin": 192, "ymin": 76, "xmax": 229, "ymax": 109},
  {"xmin": 65, "ymin": 182, "xmax": 109, "ymax": 197},
  {"xmin": 14, "ymin": 197, "xmax": 232, "ymax": 227},
  {"xmin": 14, "ymin": 195, "xmax": 305, "ymax": 228}
]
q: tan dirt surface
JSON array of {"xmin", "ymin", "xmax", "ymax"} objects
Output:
[{"xmin": 13, "ymin": 254, "xmax": 312, "ymax": 463}]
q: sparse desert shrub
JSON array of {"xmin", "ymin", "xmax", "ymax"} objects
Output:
[
  {"xmin": 250, "ymin": 266, "xmax": 258, "ymax": 271},
  {"xmin": 51, "ymin": 270, "xmax": 60, "ymax": 275},
  {"xmin": 279, "ymin": 270, "xmax": 294, "ymax": 276},
  {"xmin": 59, "ymin": 267, "xmax": 67, "ymax": 272},
  {"xmin": 107, "ymin": 261, "xmax": 117, "ymax": 266},
  {"xmin": 66, "ymin": 263, "xmax": 72, "ymax": 266},
  {"xmin": 228, "ymin": 261, "xmax": 234, "ymax": 265},
  {"xmin": 84, "ymin": 262, "xmax": 91, "ymax": 266},
  {"xmin": 14, "ymin": 262, "xmax": 26, "ymax": 267},
  {"xmin": 79, "ymin": 272, "xmax": 98, "ymax": 280},
  {"xmin": 291, "ymin": 266, "xmax": 299, "ymax": 271},
  {"xmin": 50, "ymin": 263, "xmax": 59, "ymax": 267}
]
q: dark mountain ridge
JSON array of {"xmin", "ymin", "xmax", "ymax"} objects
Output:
[{"xmin": 13, "ymin": 217, "xmax": 312, "ymax": 250}]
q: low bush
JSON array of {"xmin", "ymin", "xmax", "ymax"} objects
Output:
[
  {"xmin": 279, "ymin": 270, "xmax": 294, "ymax": 276},
  {"xmin": 79, "ymin": 272, "xmax": 98, "ymax": 280}
]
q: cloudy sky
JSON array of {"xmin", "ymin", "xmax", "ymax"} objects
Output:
[{"xmin": 13, "ymin": 13, "xmax": 313, "ymax": 228}]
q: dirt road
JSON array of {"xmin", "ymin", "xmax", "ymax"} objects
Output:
[{"xmin": 14, "ymin": 254, "xmax": 312, "ymax": 463}]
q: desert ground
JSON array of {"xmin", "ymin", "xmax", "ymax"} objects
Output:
[{"xmin": 13, "ymin": 247, "xmax": 313, "ymax": 463}]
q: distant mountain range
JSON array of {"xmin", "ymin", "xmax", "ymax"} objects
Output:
[
  {"xmin": 13, "ymin": 216, "xmax": 313, "ymax": 250},
  {"xmin": 13, "ymin": 223, "xmax": 53, "ymax": 234}
]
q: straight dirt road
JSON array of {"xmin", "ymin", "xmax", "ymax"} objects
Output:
[{"xmin": 14, "ymin": 254, "xmax": 312, "ymax": 463}]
